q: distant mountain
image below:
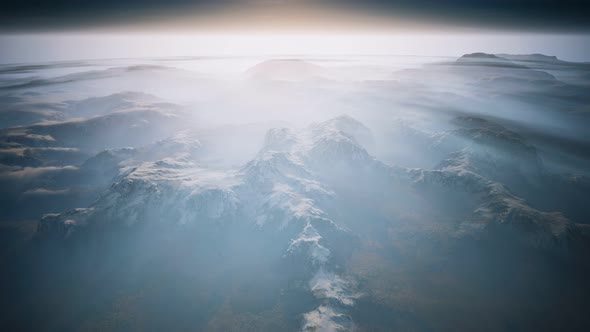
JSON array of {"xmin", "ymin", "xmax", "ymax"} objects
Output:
[
  {"xmin": 496, "ymin": 54, "xmax": 562, "ymax": 64},
  {"xmin": 456, "ymin": 52, "xmax": 526, "ymax": 68},
  {"xmin": 0, "ymin": 106, "xmax": 188, "ymax": 152}
]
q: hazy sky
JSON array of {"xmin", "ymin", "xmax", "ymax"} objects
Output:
[
  {"xmin": 1, "ymin": 0, "xmax": 589, "ymax": 63},
  {"xmin": 2, "ymin": 0, "xmax": 589, "ymax": 32}
]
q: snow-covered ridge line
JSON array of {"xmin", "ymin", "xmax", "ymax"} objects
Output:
[{"xmin": 35, "ymin": 114, "xmax": 588, "ymax": 330}]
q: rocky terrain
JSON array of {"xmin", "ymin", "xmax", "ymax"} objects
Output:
[{"xmin": 1, "ymin": 53, "xmax": 590, "ymax": 331}]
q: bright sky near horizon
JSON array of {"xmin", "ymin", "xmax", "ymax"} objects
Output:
[{"xmin": 1, "ymin": 32, "xmax": 589, "ymax": 64}]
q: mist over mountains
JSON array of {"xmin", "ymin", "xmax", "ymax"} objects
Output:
[{"xmin": 1, "ymin": 53, "xmax": 590, "ymax": 331}]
